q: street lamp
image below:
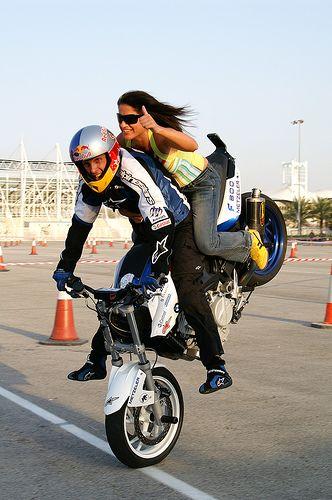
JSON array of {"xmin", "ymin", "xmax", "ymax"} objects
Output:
[{"xmin": 291, "ymin": 119, "xmax": 304, "ymax": 234}]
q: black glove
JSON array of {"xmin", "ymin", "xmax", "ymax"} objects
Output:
[
  {"xmin": 52, "ymin": 269, "xmax": 73, "ymax": 291},
  {"xmin": 134, "ymin": 273, "xmax": 168, "ymax": 292}
]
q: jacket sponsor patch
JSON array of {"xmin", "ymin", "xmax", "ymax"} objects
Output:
[
  {"xmin": 149, "ymin": 206, "xmax": 168, "ymax": 222},
  {"xmin": 151, "ymin": 218, "xmax": 171, "ymax": 231}
]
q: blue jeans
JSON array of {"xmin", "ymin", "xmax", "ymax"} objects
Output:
[{"xmin": 182, "ymin": 161, "xmax": 251, "ymax": 262}]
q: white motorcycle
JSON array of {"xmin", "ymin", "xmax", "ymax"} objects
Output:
[{"xmin": 67, "ymin": 134, "xmax": 287, "ymax": 468}]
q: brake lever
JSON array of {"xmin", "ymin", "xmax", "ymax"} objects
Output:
[
  {"xmin": 65, "ymin": 287, "xmax": 89, "ymax": 299},
  {"xmin": 67, "ymin": 290, "xmax": 81, "ymax": 299},
  {"xmin": 66, "ymin": 276, "xmax": 92, "ymax": 299}
]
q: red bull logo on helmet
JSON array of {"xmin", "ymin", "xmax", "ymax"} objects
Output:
[
  {"xmin": 101, "ymin": 127, "xmax": 108, "ymax": 142},
  {"xmin": 73, "ymin": 144, "xmax": 91, "ymax": 161}
]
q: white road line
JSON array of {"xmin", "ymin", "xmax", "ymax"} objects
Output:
[
  {"xmin": 143, "ymin": 467, "xmax": 216, "ymax": 500},
  {"xmin": 281, "ymin": 269, "xmax": 329, "ymax": 275},
  {"xmin": 0, "ymin": 385, "xmax": 217, "ymax": 500},
  {"xmin": 0, "ymin": 386, "xmax": 66, "ymax": 424}
]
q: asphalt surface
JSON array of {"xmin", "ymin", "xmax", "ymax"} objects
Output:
[{"xmin": 0, "ymin": 241, "xmax": 331, "ymax": 500}]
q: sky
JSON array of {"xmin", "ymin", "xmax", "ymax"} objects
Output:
[{"xmin": 1, "ymin": 0, "xmax": 331, "ymax": 194}]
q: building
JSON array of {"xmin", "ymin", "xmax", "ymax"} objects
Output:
[
  {"xmin": 271, "ymin": 159, "xmax": 332, "ymax": 203},
  {"xmin": 0, "ymin": 142, "xmax": 131, "ymax": 240}
]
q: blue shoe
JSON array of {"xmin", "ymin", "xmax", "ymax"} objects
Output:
[
  {"xmin": 199, "ymin": 365, "xmax": 232, "ymax": 394},
  {"xmin": 68, "ymin": 353, "xmax": 107, "ymax": 381}
]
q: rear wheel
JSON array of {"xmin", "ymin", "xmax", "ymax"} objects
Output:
[
  {"xmin": 105, "ymin": 366, "xmax": 184, "ymax": 468},
  {"xmin": 241, "ymin": 193, "xmax": 287, "ymax": 287}
]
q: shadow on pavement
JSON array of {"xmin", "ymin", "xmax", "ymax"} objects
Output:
[
  {"xmin": 0, "ymin": 323, "xmax": 48, "ymax": 342},
  {"xmin": 243, "ymin": 313, "xmax": 310, "ymax": 326}
]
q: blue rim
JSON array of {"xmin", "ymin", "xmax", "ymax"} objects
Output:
[{"xmin": 255, "ymin": 205, "xmax": 286, "ymax": 276}]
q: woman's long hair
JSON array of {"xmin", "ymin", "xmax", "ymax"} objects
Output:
[{"xmin": 117, "ymin": 90, "xmax": 194, "ymax": 132}]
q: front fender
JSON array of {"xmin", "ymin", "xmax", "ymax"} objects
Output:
[
  {"xmin": 104, "ymin": 361, "xmax": 161, "ymax": 415},
  {"xmin": 104, "ymin": 362, "xmax": 139, "ymax": 415}
]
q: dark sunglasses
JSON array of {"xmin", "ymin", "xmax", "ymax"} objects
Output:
[{"xmin": 117, "ymin": 113, "xmax": 143, "ymax": 125}]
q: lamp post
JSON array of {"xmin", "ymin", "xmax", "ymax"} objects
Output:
[{"xmin": 291, "ymin": 119, "xmax": 304, "ymax": 234}]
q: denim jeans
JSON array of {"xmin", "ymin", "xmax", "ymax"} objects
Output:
[{"xmin": 182, "ymin": 160, "xmax": 251, "ymax": 262}]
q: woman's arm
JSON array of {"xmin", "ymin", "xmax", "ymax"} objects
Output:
[
  {"xmin": 153, "ymin": 127, "xmax": 198, "ymax": 152},
  {"xmin": 139, "ymin": 106, "xmax": 198, "ymax": 152}
]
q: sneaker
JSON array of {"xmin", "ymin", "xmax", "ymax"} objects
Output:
[
  {"xmin": 67, "ymin": 353, "xmax": 107, "ymax": 381},
  {"xmin": 249, "ymin": 229, "xmax": 268, "ymax": 270},
  {"xmin": 199, "ymin": 365, "xmax": 233, "ymax": 394}
]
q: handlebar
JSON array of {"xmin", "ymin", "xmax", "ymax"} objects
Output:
[{"xmin": 65, "ymin": 274, "xmax": 168, "ymax": 304}]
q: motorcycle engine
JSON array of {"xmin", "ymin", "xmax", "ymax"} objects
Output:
[{"xmin": 206, "ymin": 285, "xmax": 234, "ymax": 342}]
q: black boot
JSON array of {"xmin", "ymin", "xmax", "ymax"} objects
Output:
[
  {"xmin": 67, "ymin": 351, "xmax": 107, "ymax": 381},
  {"xmin": 199, "ymin": 362, "xmax": 232, "ymax": 394}
]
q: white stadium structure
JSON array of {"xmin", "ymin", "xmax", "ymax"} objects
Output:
[
  {"xmin": 1, "ymin": 144, "xmax": 330, "ymax": 240},
  {"xmin": 0, "ymin": 142, "xmax": 131, "ymax": 240},
  {"xmin": 269, "ymin": 160, "xmax": 332, "ymax": 203}
]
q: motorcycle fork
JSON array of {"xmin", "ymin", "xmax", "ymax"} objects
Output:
[
  {"xmin": 122, "ymin": 305, "xmax": 164, "ymax": 426},
  {"xmin": 97, "ymin": 301, "xmax": 123, "ymax": 366}
]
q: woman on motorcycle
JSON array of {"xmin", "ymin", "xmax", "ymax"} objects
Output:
[{"xmin": 116, "ymin": 90, "xmax": 268, "ymax": 269}]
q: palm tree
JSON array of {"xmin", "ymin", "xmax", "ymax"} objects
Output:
[
  {"xmin": 283, "ymin": 197, "xmax": 312, "ymax": 235},
  {"xmin": 309, "ymin": 197, "xmax": 332, "ymax": 235}
]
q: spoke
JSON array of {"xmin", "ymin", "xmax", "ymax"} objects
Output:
[
  {"xmin": 136, "ymin": 441, "xmax": 144, "ymax": 452},
  {"xmin": 126, "ymin": 425, "xmax": 136, "ymax": 437},
  {"xmin": 130, "ymin": 436, "xmax": 140, "ymax": 446},
  {"xmin": 142, "ymin": 420, "xmax": 150, "ymax": 434},
  {"xmin": 152, "ymin": 424, "xmax": 162, "ymax": 439},
  {"xmin": 138, "ymin": 409, "xmax": 151, "ymax": 424},
  {"xmin": 126, "ymin": 415, "xmax": 135, "ymax": 425},
  {"xmin": 126, "ymin": 407, "xmax": 135, "ymax": 419}
]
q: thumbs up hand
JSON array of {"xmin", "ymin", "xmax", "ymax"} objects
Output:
[{"xmin": 139, "ymin": 105, "xmax": 160, "ymax": 132}]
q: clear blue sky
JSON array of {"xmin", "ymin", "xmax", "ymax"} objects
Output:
[{"xmin": 1, "ymin": 0, "xmax": 331, "ymax": 193}]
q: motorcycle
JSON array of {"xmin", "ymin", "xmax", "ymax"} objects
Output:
[{"xmin": 66, "ymin": 133, "xmax": 287, "ymax": 468}]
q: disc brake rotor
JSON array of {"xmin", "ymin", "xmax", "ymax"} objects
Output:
[{"xmin": 133, "ymin": 385, "xmax": 173, "ymax": 446}]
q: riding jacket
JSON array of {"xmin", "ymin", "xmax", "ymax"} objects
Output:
[{"xmin": 56, "ymin": 148, "xmax": 190, "ymax": 276}]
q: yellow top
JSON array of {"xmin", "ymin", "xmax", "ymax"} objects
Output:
[{"xmin": 125, "ymin": 129, "xmax": 207, "ymax": 188}]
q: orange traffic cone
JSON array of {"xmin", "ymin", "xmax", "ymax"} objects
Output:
[
  {"xmin": 90, "ymin": 239, "xmax": 98, "ymax": 254},
  {"xmin": 109, "ymin": 240, "xmax": 113, "ymax": 247},
  {"xmin": 30, "ymin": 240, "xmax": 38, "ymax": 255},
  {"xmin": 288, "ymin": 241, "xmax": 298, "ymax": 258},
  {"xmin": 123, "ymin": 239, "xmax": 129, "ymax": 249},
  {"xmin": 42, "ymin": 238, "xmax": 47, "ymax": 247},
  {"xmin": 311, "ymin": 265, "xmax": 332, "ymax": 329},
  {"xmin": 0, "ymin": 245, "xmax": 9, "ymax": 272},
  {"xmin": 40, "ymin": 291, "xmax": 87, "ymax": 345}
]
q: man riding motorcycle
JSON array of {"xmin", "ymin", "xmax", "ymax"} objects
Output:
[{"xmin": 53, "ymin": 125, "xmax": 266, "ymax": 394}]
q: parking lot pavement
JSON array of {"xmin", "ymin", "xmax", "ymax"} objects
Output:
[{"xmin": 0, "ymin": 242, "xmax": 331, "ymax": 499}]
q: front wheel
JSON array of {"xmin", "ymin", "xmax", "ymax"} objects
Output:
[{"xmin": 105, "ymin": 366, "xmax": 184, "ymax": 468}]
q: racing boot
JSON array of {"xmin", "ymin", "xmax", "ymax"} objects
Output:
[
  {"xmin": 67, "ymin": 351, "xmax": 107, "ymax": 381},
  {"xmin": 199, "ymin": 363, "xmax": 233, "ymax": 395},
  {"xmin": 249, "ymin": 229, "xmax": 268, "ymax": 270}
]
